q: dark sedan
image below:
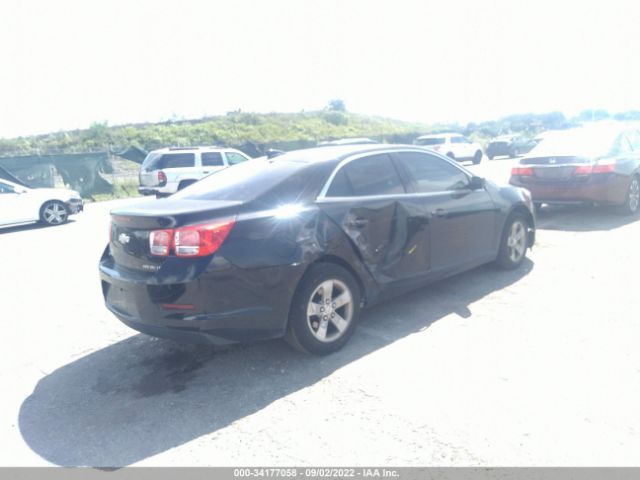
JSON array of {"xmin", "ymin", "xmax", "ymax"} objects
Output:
[
  {"xmin": 487, "ymin": 135, "xmax": 537, "ymax": 159},
  {"xmin": 100, "ymin": 145, "xmax": 535, "ymax": 354},
  {"xmin": 509, "ymin": 125, "xmax": 640, "ymax": 214}
]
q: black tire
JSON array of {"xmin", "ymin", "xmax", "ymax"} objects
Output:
[
  {"xmin": 446, "ymin": 152, "xmax": 455, "ymax": 160},
  {"xmin": 495, "ymin": 213, "xmax": 529, "ymax": 270},
  {"xmin": 39, "ymin": 201, "xmax": 69, "ymax": 226},
  {"xmin": 533, "ymin": 202, "xmax": 543, "ymax": 213},
  {"xmin": 618, "ymin": 175, "xmax": 640, "ymax": 215},
  {"xmin": 488, "ymin": 154, "xmax": 495, "ymax": 160},
  {"xmin": 178, "ymin": 180, "xmax": 197, "ymax": 191},
  {"xmin": 472, "ymin": 150, "xmax": 482, "ymax": 165},
  {"xmin": 285, "ymin": 263, "xmax": 361, "ymax": 355}
]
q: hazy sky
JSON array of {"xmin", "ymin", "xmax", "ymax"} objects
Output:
[{"xmin": 1, "ymin": 0, "xmax": 639, "ymax": 138}]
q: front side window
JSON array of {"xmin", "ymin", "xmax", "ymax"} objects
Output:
[
  {"xmin": 450, "ymin": 136, "xmax": 469, "ymax": 144},
  {"xmin": 226, "ymin": 152, "xmax": 249, "ymax": 165},
  {"xmin": 395, "ymin": 151, "xmax": 469, "ymax": 193},
  {"xmin": 326, "ymin": 154, "xmax": 405, "ymax": 197},
  {"xmin": 201, "ymin": 152, "xmax": 224, "ymax": 167}
]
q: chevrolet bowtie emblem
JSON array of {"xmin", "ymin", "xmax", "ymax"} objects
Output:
[{"xmin": 118, "ymin": 233, "xmax": 131, "ymax": 245}]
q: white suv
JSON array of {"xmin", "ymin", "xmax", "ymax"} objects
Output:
[
  {"xmin": 138, "ymin": 146, "xmax": 252, "ymax": 196},
  {"xmin": 413, "ymin": 133, "xmax": 484, "ymax": 164}
]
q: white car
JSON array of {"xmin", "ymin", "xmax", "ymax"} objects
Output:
[
  {"xmin": 413, "ymin": 133, "xmax": 484, "ymax": 164},
  {"xmin": 0, "ymin": 178, "xmax": 83, "ymax": 227},
  {"xmin": 138, "ymin": 146, "xmax": 252, "ymax": 197}
]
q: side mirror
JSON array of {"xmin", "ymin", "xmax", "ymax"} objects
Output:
[{"xmin": 468, "ymin": 176, "xmax": 485, "ymax": 190}]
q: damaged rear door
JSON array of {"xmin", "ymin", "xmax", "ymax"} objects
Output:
[{"xmin": 317, "ymin": 153, "xmax": 431, "ymax": 285}]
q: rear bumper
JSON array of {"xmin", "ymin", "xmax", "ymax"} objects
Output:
[
  {"xmin": 138, "ymin": 187, "xmax": 174, "ymax": 196},
  {"xmin": 99, "ymin": 253, "xmax": 302, "ymax": 346},
  {"xmin": 511, "ymin": 174, "xmax": 627, "ymax": 205}
]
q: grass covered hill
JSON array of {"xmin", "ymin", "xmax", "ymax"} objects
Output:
[{"xmin": 0, "ymin": 111, "xmax": 433, "ymax": 158}]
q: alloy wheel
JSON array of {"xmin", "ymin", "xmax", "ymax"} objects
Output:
[
  {"xmin": 306, "ymin": 279, "xmax": 354, "ymax": 343},
  {"xmin": 43, "ymin": 203, "xmax": 68, "ymax": 225},
  {"xmin": 507, "ymin": 220, "xmax": 526, "ymax": 263}
]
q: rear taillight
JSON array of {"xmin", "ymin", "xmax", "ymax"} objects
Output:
[
  {"xmin": 511, "ymin": 167, "xmax": 533, "ymax": 176},
  {"xmin": 149, "ymin": 229, "xmax": 172, "ymax": 256},
  {"xmin": 158, "ymin": 171, "xmax": 167, "ymax": 186},
  {"xmin": 593, "ymin": 161, "xmax": 616, "ymax": 173},
  {"xmin": 574, "ymin": 161, "xmax": 615, "ymax": 175},
  {"xmin": 149, "ymin": 219, "xmax": 235, "ymax": 257},
  {"xmin": 574, "ymin": 165, "xmax": 593, "ymax": 175}
]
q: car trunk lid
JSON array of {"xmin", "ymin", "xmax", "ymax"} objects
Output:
[{"xmin": 109, "ymin": 199, "xmax": 241, "ymax": 272}]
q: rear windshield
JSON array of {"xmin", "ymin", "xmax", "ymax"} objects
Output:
[
  {"xmin": 142, "ymin": 152, "xmax": 195, "ymax": 170},
  {"xmin": 171, "ymin": 159, "xmax": 311, "ymax": 202},
  {"xmin": 414, "ymin": 137, "xmax": 446, "ymax": 146}
]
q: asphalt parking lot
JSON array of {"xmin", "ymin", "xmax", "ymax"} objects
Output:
[{"xmin": 1, "ymin": 156, "xmax": 639, "ymax": 466}]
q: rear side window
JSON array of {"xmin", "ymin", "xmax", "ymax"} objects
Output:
[
  {"xmin": 201, "ymin": 152, "xmax": 224, "ymax": 166},
  {"xmin": 450, "ymin": 136, "xmax": 469, "ymax": 144},
  {"xmin": 396, "ymin": 151, "xmax": 469, "ymax": 193},
  {"xmin": 326, "ymin": 154, "xmax": 404, "ymax": 197},
  {"xmin": 226, "ymin": 152, "xmax": 249, "ymax": 165},
  {"xmin": 143, "ymin": 153, "xmax": 195, "ymax": 170}
]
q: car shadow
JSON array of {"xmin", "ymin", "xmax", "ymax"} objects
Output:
[
  {"xmin": 18, "ymin": 259, "xmax": 533, "ymax": 467},
  {"xmin": 535, "ymin": 205, "xmax": 639, "ymax": 232},
  {"xmin": 0, "ymin": 219, "xmax": 76, "ymax": 235}
]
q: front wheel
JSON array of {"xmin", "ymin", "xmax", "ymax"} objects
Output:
[
  {"xmin": 618, "ymin": 176, "xmax": 640, "ymax": 215},
  {"xmin": 495, "ymin": 214, "xmax": 529, "ymax": 269},
  {"xmin": 285, "ymin": 263, "xmax": 361, "ymax": 355},
  {"xmin": 472, "ymin": 150, "xmax": 482, "ymax": 164},
  {"xmin": 40, "ymin": 201, "xmax": 69, "ymax": 226}
]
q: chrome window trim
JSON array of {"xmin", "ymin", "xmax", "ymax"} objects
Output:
[{"xmin": 316, "ymin": 147, "xmax": 474, "ymax": 201}]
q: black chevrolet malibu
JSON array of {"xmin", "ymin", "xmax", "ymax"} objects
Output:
[{"xmin": 100, "ymin": 145, "xmax": 535, "ymax": 354}]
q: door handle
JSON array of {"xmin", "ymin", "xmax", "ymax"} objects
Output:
[
  {"xmin": 203, "ymin": 171, "xmax": 210, "ymax": 174},
  {"xmin": 346, "ymin": 218, "xmax": 369, "ymax": 228},
  {"xmin": 431, "ymin": 208, "xmax": 447, "ymax": 217}
]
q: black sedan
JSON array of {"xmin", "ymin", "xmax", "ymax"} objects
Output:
[{"xmin": 100, "ymin": 145, "xmax": 535, "ymax": 354}]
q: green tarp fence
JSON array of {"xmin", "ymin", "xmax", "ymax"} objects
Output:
[{"xmin": 0, "ymin": 152, "xmax": 113, "ymax": 196}]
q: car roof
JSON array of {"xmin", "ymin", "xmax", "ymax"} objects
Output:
[
  {"xmin": 149, "ymin": 146, "xmax": 234, "ymax": 154},
  {"xmin": 0, "ymin": 178, "xmax": 21, "ymax": 188},
  {"xmin": 271, "ymin": 143, "xmax": 429, "ymax": 165},
  {"xmin": 317, "ymin": 137, "xmax": 378, "ymax": 146}
]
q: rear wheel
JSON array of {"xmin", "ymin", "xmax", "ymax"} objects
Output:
[
  {"xmin": 619, "ymin": 176, "xmax": 640, "ymax": 215},
  {"xmin": 285, "ymin": 263, "xmax": 361, "ymax": 355},
  {"xmin": 40, "ymin": 201, "xmax": 68, "ymax": 226},
  {"xmin": 488, "ymin": 154, "xmax": 495, "ymax": 160},
  {"xmin": 495, "ymin": 213, "xmax": 529, "ymax": 269},
  {"xmin": 473, "ymin": 150, "xmax": 482, "ymax": 164},
  {"xmin": 446, "ymin": 152, "xmax": 456, "ymax": 160}
]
